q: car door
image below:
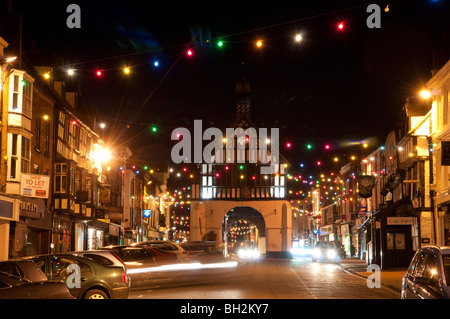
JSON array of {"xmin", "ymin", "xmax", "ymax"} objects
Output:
[
  {"xmin": 416, "ymin": 252, "xmax": 444, "ymax": 299},
  {"xmin": 403, "ymin": 251, "xmax": 427, "ymax": 299},
  {"xmin": 48, "ymin": 256, "xmax": 95, "ymax": 298}
]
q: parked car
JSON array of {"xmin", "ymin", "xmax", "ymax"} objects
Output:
[
  {"xmin": 0, "ymin": 260, "xmax": 48, "ymax": 282},
  {"xmin": 133, "ymin": 241, "xmax": 189, "ymax": 260},
  {"xmin": 0, "ymin": 271, "xmax": 74, "ymax": 299},
  {"xmin": 312, "ymin": 242, "xmax": 339, "ymax": 263},
  {"xmin": 68, "ymin": 250, "xmax": 129, "ymax": 272},
  {"xmin": 99, "ymin": 245, "xmax": 157, "ymax": 267},
  {"xmin": 99, "ymin": 245, "xmax": 178, "ymax": 288},
  {"xmin": 101, "ymin": 245, "xmax": 177, "ymax": 264},
  {"xmin": 23, "ymin": 254, "xmax": 129, "ymax": 299},
  {"xmin": 402, "ymin": 245, "xmax": 450, "ymax": 299},
  {"xmin": 180, "ymin": 241, "xmax": 224, "ymax": 256}
]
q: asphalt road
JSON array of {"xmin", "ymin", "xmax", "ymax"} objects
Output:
[{"xmin": 128, "ymin": 257, "xmax": 400, "ymax": 299}]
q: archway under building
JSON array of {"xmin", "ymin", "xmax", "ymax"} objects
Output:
[{"xmin": 222, "ymin": 207, "xmax": 266, "ymax": 257}]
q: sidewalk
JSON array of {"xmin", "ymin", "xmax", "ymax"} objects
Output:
[{"xmin": 338, "ymin": 257, "xmax": 407, "ymax": 293}]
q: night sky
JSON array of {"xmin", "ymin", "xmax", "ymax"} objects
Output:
[{"xmin": 3, "ymin": 0, "xmax": 450, "ymax": 173}]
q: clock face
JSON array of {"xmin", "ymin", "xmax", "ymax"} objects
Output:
[{"xmin": 359, "ymin": 176, "xmax": 374, "ymax": 187}]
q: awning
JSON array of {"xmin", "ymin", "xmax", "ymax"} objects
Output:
[{"xmin": 373, "ymin": 197, "xmax": 414, "ymax": 220}]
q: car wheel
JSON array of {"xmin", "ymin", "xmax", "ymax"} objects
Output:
[{"xmin": 84, "ymin": 289, "xmax": 109, "ymax": 299}]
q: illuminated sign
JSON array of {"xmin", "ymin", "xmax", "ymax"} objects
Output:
[{"xmin": 143, "ymin": 210, "xmax": 151, "ymax": 218}]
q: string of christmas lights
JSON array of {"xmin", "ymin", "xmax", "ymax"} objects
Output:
[{"xmin": 39, "ymin": 0, "xmax": 394, "ymax": 80}]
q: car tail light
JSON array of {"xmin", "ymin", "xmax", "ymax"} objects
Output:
[{"xmin": 122, "ymin": 270, "xmax": 127, "ymax": 283}]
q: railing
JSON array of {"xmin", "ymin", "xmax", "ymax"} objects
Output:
[{"xmin": 198, "ymin": 186, "xmax": 285, "ymax": 200}]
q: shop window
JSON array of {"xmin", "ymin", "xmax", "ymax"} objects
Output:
[{"xmin": 387, "ymin": 232, "xmax": 406, "ymax": 250}]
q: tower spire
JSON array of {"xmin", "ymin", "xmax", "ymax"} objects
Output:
[{"xmin": 233, "ymin": 62, "xmax": 254, "ymax": 128}]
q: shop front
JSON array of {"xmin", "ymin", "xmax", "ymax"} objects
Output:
[
  {"xmin": 52, "ymin": 212, "xmax": 73, "ymax": 253},
  {"xmin": 371, "ymin": 197, "xmax": 419, "ymax": 269},
  {"xmin": 0, "ymin": 196, "xmax": 20, "ymax": 261},
  {"xmin": 10, "ymin": 197, "xmax": 51, "ymax": 258},
  {"xmin": 340, "ymin": 223, "xmax": 351, "ymax": 257}
]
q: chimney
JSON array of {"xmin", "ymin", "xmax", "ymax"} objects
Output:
[
  {"xmin": 431, "ymin": 47, "xmax": 448, "ymax": 76},
  {"xmin": 65, "ymin": 92, "xmax": 77, "ymax": 109},
  {"xmin": 53, "ymin": 81, "xmax": 64, "ymax": 97}
]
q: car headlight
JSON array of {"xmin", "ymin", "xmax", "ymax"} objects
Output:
[
  {"xmin": 327, "ymin": 249, "xmax": 336, "ymax": 259},
  {"xmin": 238, "ymin": 249, "xmax": 260, "ymax": 259},
  {"xmin": 314, "ymin": 249, "xmax": 321, "ymax": 257}
]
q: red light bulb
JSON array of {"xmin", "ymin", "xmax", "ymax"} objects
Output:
[{"xmin": 338, "ymin": 22, "xmax": 344, "ymax": 30}]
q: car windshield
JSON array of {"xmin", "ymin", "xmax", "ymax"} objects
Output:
[{"xmin": 443, "ymin": 254, "xmax": 450, "ymax": 285}]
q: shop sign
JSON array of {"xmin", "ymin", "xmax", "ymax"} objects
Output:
[
  {"xmin": 20, "ymin": 174, "xmax": 50, "ymax": 198},
  {"xmin": 387, "ymin": 217, "xmax": 415, "ymax": 225},
  {"xmin": 320, "ymin": 225, "xmax": 333, "ymax": 236},
  {"xmin": 143, "ymin": 209, "xmax": 151, "ymax": 218},
  {"xmin": 358, "ymin": 206, "xmax": 367, "ymax": 215},
  {"xmin": 19, "ymin": 198, "xmax": 45, "ymax": 218},
  {"xmin": 99, "ymin": 188, "xmax": 110, "ymax": 204}
]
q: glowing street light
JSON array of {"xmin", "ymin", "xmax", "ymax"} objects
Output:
[{"xmin": 420, "ymin": 90, "xmax": 431, "ymax": 99}]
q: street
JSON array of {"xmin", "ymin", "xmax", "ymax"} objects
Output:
[{"xmin": 128, "ymin": 257, "xmax": 400, "ymax": 299}]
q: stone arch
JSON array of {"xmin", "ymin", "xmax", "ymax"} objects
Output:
[
  {"xmin": 190, "ymin": 199, "xmax": 292, "ymax": 257},
  {"xmin": 222, "ymin": 206, "xmax": 266, "ymax": 255}
]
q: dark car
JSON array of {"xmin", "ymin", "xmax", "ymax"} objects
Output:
[
  {"xmin": 23, "ymin": 254, "xmax": 129, "ymax": 299},
  {"xmin": 133, "ymin": 240, "xmax": 189, "ymax": 260},
  {"xmin": 402, "ymin": 245, "xmax": 450, "ymax": 299},
  {"xmin": 100, "ymin": 245, "xmax": 178, "ymax": 288},
  {"xmin": 0, "ymin": 260, "xmax": 48, "ymax": 282},
  {"xmin": 180, "ymin": 241, "xmax": 224, "ymax": 256},
  {"xmin": 0, "ymin": 271, "xmax": 74, "ymax": 299},
  {"xmin": 100, "ymin": 245, "xmax": 157, "ymax": 266}
]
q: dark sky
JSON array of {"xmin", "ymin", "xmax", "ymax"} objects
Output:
[{"xmin": 3, "ymin": 0, "xmax": 450, "ymax": 172}]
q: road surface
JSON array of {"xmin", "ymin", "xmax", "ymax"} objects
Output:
[{"xmin": 128, "ymin": 257, "xmax": 400, "ymax": 299}]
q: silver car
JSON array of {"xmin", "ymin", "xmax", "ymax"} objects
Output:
[{"xmin": 402, "ymin": 245, "xmax": 450, "ymax": 299}]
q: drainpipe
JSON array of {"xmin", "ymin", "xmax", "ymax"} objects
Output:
[{"xmin": 428, "ymin": 136, "xmax": 437, "ymax": 245}]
